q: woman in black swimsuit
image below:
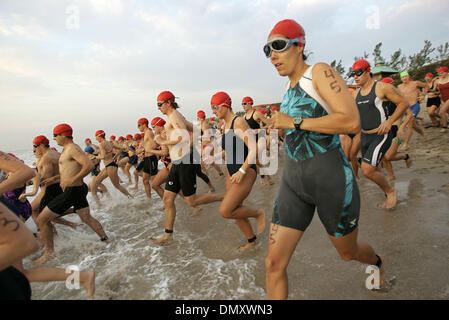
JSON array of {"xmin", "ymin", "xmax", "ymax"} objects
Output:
[{"xmin": 211, "ymin": 92, "xmax": 266, "ymax": 253}]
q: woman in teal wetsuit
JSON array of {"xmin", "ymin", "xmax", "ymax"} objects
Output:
[{"xmin": 264, "ymin": 19, "xmax": 386, "ymax": 299}]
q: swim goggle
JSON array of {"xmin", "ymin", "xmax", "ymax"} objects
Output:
[
  {"xmin": 349, "ymin": 68, "xmax": 368, "ymax": 77},
  {"xmin": 263, "ymin": 38, "xmax": 303, "ymax": 58}
]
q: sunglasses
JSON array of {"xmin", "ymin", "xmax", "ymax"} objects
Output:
[
  {"xmin": 263, "ymin": 38, "xmax": 302, "ymax": 58},
  {"xmin": 53, "ymin": 134, "xmax": 60, "ymax": 137},
  {"xmin": 211, "ymin": 105, "xmax": 220, "ymax": 111},
  {"xmin": 350, "ymin": 68, "xmax": 367, "ymax": 77},
  {"xmin": 33, "ymin": 144, "xmax": 40, "ymax": 148},
  {"xmin": 157, "ymin": 100, "xmax": 169, "ymax": 107},
  {"xmin": 242, "ymin": 102, "xmax": 252, "ymax": 106}
]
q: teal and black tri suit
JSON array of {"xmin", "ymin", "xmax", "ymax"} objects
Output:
[{"xmin": 272, "ymin": 65, "xmax": 360, "ymax": 237}]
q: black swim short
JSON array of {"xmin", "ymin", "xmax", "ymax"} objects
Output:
[
  {"xmin": 426, "ymin": 96, "xmax": 441, "ymax": 108},
  {"xmin": 119, "ymin": 152, "xmax": 129, "ymax": 159},
  {"xmin": 0, "ymin": 266, "xmax": 31, "ymax": 300},
  {"xmin": 136, "ymin": 160, "xmax": 144, "ymax": 172},
  {"xmin": 272, "ymin": 148, "xmax": 360, "ymax": 237},
  {"xmin": 39, "ymin": 183, "xmax": 63, "ymax": 213},
  {"xmin": 106, "ymin": 161, "xmax": 118, "ymax": 168},
  {"xmin": 47, "ymin": 183, "xmax": 89, "ymax": 215},
  {"xmin": 361, "ymin": 131, "xmax": 392, "ymax": 167},
  {"xmin": 165, "ymin": 161, "xmax": 197, "ymax": 197},
  {"xmin": 128, "ymin": 155, "xmax": 138, "ymax": 165},
  {"xmin": 143, "ymin": 156, "xmax": 158, "ymax": 176}
]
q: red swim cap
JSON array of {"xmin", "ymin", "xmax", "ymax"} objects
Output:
[
  {"xmin": 126, "ymin": 134, "xmax": 133, "ymax": 140},
  {"xmin": 257, "ymin": 108, "xmax": 265, "ymax": 113},
  {"xmin": 271, "ymin": 106, "xmax": 279, "ymax": 112},
  {"xmin": 242, "ymin": 96, "xmax": 254, "ymax": 104},
  {"xmin": 140, "ymin": 132, "xmax": 145, "ymax": 138},
  {"xmin": 118, "ymin": 136, "xmax": 125, "ymax": 141},
  {"xmin": 85, "ymin": 138, "xmax": 91, "ymax": 143},
  {"xmin": 269, "ymin": 19, "xmax": 306, "ymax": 47},
  {"xmin": 95, "ymin": 130, "xmax": 105, "ymax": 138},
  {"xmin": 197, "ymin": 110, "xmax": 206, "ymax": 119},
  {"xmin": 151, "ymin": 117, "xmax": 166, "ymax": 127},
  {"xmin": 133, "ymin": 133, "xmax": 142, "ymax": 140},
  {"xmin": 352, "ymin": 59, "xmax": 371, "ymax": 72},
  {"xmin": 437, "ymin": 66, "xmax": 448, "ymax": 73},
  {"xmin": 33, "ymin": 135, "xmax": 49, "ymax": 146},
  {"xmin": 157, "ymin": 91, "xmax": 175, "ymax": 103},
  {"xmin": 211, "ymin": 92, "xmax": 231, "ymax": 108},
  {"xmin": 381, "ymin": 77, "xmax": 394, "ymax": 85},
  {"xmin": 53, "ymin": 123, "xmax": 73, "ymax": 137},
  {"xmin": 425, "ymin": 73, "xmax": 433, "ymax": 78},
  {"xmin": 110, "ymin": 135, "xmax": 116, "ymax": 141},
  {"xmin": 138, "ymin": 118, "xmax": 149, "ymax": 126}
]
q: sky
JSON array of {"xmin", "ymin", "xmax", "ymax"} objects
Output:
[{"xmin": 1, "ymin": 0, "xmax": 448, "ymax": 150}]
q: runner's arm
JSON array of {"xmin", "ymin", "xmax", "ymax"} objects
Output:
[{"xmin": 0, "ymin": 152, "xmax": 36, "ymax": 195}]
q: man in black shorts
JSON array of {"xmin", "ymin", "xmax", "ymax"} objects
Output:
[
  {"xmin": 33, "ymin": 123, "xmax": 110, "ymax": 266},
  {"xmin": 352, "ymin": 60, "xmax": 409, "ymax": 209},
  {"xmin": 151, "ymin": 91, "xmax": 224, "ymax": 245},
  {"xmin": 137, "ymin": 118, "xmax": 159, "ymax": 199}
]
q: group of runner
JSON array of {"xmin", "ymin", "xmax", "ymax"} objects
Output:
[{"xmin": 2, "ymin": 18, "xmax": 449, "ymax": 300}]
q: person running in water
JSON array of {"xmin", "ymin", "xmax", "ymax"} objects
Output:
[
  {"xmin": 151, "ymin": 91, "xmax": 223, "ymax": 245},
  {"xmin": 352, "ymin": 60, "xmax": 409, "ymax": 209},
  {"xmin": 137, "ymin": 118, "xmax": 159, "ymax": 199},
  {"xmin": 242, "ymin": 96, "xmax": 274, "ymax": 186},
  {"xmin": 424, "ymin": 72, "xmax": 441, "ymax": 128},
  {"xmin": 379, "ymin": 77, "xmax": 413, "ymax": 181},
  {"xmin": 32, "ymin": 136, "xmax": 79, "ymax": 230},
  {"xmin": 397, "ymin": 71, "xmax": 428, "ymax": 150},
  {"xmin": 197, "ymin": 110, "xmax": 224, "ymax": 178},
  {"xmin": 91, "ymin": 130, "xmax": 133, "ymax": 205},
  {"xmin": 33, "ymin": 123, "xmax": 111, "ymax": 266},
  {"xmin": 263, "ymin": 19, "xmax": 385, "ymax": 299},
  {"xmin": 210, "ymin": 92, "xmax": 266, "ymax": 252}
]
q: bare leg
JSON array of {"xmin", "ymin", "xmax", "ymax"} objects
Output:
[
  {"xmin": 265, "ymin": 224, "xmax": 304, "ymax": 299},
  {"xmin": 361, "ymin": 162, "xmax": 397, "ymax": 209},
  {"xmin": 33, "ymin": 208, "xmax": 60, "ymax": 266},
  {"xmin": 152, "ymin": 191, "xmax": 177, "ymax": 245},
  {"xmin": 107, "ymin": 166, "xmax": 133, "ymax": 198},
  {"xmin": 76, "ymin": 207, "xmax": 110, "ymax": 243},
  {"xmin": 328, "ymin": 228, "xmax": 385, "ymax": 287},
  {"xmin": 142, "ymin": 172, "xmax": 152, "ymax": 199}
]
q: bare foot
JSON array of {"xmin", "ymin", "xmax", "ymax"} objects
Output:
[
  {"xmin": 68, "ymin": 222, "xmax": 80, "ymax": 230},
  {"xmin": 208, "ymin": 187, "xmax": 215, "ymax": 193},
  {"xmin": 80, "ymin": 270, "xmax": 96, "ymax": 299},
  {"xmin": 256, "ymin": 209, "xmax": 266, "ymax": 235},
  {"xmin": 400, "ymin": 144, "xmax": 409, "ymax": 151},
  {"xmin": 381, "ymin": 189, "xmax": 397, "ymax": 210},
  {"xmin": 129, "ymin": 185, "xmax": 138, "ymax": 190},
  {"xmin": 238, "ymin": 241, "xmax": 256, "ymax": 253},
  {"xmin": 158, "ymin": 206, "xmax": 165, "ymax": 212},
  {"xmin": 192, "ymin": 206, "xmax": 203, "ymax": 215},
  {"xmin": 405, "ymin": 154, "xmax": 413, "ymax": 168},
  {"xmin": 32, "ymin": 252, "xmax": 55, "ymax": 266},
  {"xmin": 151, "ymin": 234, "xmax": 173, "ymax": 245},
  {"xmin": 260, "ymin": 178, "xmax": 266, "ymax": 187}
]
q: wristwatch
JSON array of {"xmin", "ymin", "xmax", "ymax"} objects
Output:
[{"xmin": 293, "ymin": 117, "xmax": 303, "ymax": 130}]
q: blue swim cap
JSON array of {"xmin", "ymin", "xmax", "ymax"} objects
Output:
[{"xmin": 84, "ymin": 146, "xmax": 94, "ymax": 154}]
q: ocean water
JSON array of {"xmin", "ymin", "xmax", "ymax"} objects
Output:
[{"xmin": 9, "ymin": 148, "xmax": 267, "ymax": 300}]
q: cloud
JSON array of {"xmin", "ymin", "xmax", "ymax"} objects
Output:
[
  {"xmin": 0, "ymin": 14, "xmax": 49, "ymax": 39},
  {"xmin": 89, "ymin": 0, "xmax": 123, "ymax": 15}
]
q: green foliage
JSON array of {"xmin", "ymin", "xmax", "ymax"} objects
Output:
[{"xmin": 330, "ymin": 59, "xmax": 346, "ymax": 75}]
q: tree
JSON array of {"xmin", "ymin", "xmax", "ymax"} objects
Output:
[
  {"xmin": 434, "ymin": 42, "xmax": 449, "ymax": 62},
  {"xmin": 373, "ymin": 42, "xmax": 383, "ymax": 64},
  {"xmin": 407, "ymin": 40, "xmax": 435, "ymax": 70},
  {"xmin": 387, "ymin": 49, "xmax": 407, "ymax": 71},
  {"xmin": 330, "ymin": 59, "xmax": 345, "ymax": 75}
]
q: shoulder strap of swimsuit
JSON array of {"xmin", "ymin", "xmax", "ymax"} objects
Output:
[
  {"xmin": 298, "ymin": 64, "xmax": 333, "ymax": 115},
  {"xmin": 230, "ymin": 116, "xmax": 238, "ymax": 130}
]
